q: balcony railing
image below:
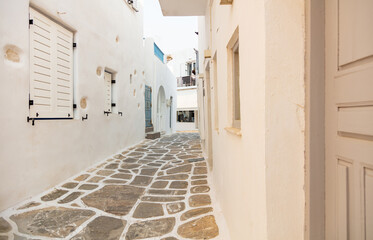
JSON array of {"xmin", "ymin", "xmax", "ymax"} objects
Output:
[{"xmin": 177, "ymin": 76, "xmax": 196, "ymax": 88}]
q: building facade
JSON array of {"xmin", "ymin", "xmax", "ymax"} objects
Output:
[
  {"xmin": 168, "ymin": 49, "xmax": 199, "ymax": 132},
  {"xmin": 144, "ymin": 38, "xmax": 177, "ymax": 135},
  {"xmin": 0, "ymin": 0, "xmax": 176, "ymax": 212},
  {"xmin": 158, "ymin": 0, "xmax": 373, "ymax": 239}
]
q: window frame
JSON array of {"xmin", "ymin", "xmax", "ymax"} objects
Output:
[{"xmin": 227, "ymin": 27, "xmax": 241, "ymax": 129}]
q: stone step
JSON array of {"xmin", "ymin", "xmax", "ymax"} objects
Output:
[
  {"xmin": 145, "ymin": 126, "xmax": 154, "ymax": 133},
  {"xmin": 146, "ymin": 131, "xmax": 161, "ymax": 139}
]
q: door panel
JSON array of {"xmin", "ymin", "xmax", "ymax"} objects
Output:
[
  {"xmin": 339, "ymin": 0, "xmax": 373, "ymax": 66},
  {"xmin": 326, "ymin": 0, "xmax": 373, "ymax": 239}
]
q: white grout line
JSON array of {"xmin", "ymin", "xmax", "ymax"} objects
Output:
[{"xmin": 0, "ymin": 133, "xmax": 230, "ymax": 240}]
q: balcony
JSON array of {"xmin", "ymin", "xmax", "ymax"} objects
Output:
[
  {"xmin": 177, "ymin": 76, "xmax": 196, "ymax": 88},
  {"xmin": 158, "ymin": 0, "xmax": 207, "ymax": 16}
]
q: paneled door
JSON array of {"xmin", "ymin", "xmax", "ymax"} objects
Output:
[
  {"xmin": 326, "ymin": 0, "xmax": 373, "ymax": 239},
  {"xmin": 145, "ymin": 85, "xmax": 152, "ymax": 128}
]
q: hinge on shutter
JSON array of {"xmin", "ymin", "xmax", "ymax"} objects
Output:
[
  {"xmin": 27, "ymin": 117, "xmax": 35, "ymax": 126},
  {"xmin": 29, "ymin": 19, "xmax": 33, "ymax": 25},
  {"xmin": 29, "ymin": 99, "xmax": 34, "ymax": 107},
  {"xmin": 73, "ymin": 104, "xmax": 77, "ymax": 109},
  {"xmin": 82, "ymin": 114, "xmax": 88, "ymax": 121},
  {"xmin": 73, "ymin": 43, "xmax": 77, "ymax": 48},
  {"xmin": 111, "ymin": 103, "xmax": 116, "ymax": 107},
  {"xmin": 111, "ymin": 80, "xmax": 116, "ymax": 84}
]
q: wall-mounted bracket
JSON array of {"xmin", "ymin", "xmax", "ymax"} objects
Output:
[
  {"xmin": 27, "ymin": 117, "xmax": 35, "ymax": 126},
  {"xmin": 118, "ymin": 112, "xmax": 123, "ymax": 116},
  {"xmin": 82, "ymin": 114, "xmax": 88, "ymax": 121},
  {"xmin": 104, "ymin": 111, "xmax": 111, "ymax": 116}
]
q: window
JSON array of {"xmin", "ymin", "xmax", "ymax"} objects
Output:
[
  {"xmin": 232, "ymin": 41, "xmax": 240, "ymax": 127},
  {"xmin": 185, "ymin": 61, "xmax": 196, "ymax": 76},
  {"xmin": 29, "ymin": 8, "xmax": 74, "ymax": 119},
  {"xmin": 104, "ymin": 71, "xmax": 116, "ymax": 113},
  {"xmin": 227, "ymin": 27, "xmax": 241, "ymax": 129},
  {"xmin": 177, "ymin": 111, "xmax": 195, "ymax": 123}
]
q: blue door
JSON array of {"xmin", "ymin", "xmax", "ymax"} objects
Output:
[{"xmin": 145, "ymin": 85, "xmax": 152, "ymax": 128}]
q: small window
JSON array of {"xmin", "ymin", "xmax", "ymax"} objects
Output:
[
  {"xmin": 177, "ymin": 111, "xmax": 195, "ymax": 123},
  {"xmin": 29, "ymin": 8, "xmax": 74, "ymax": 119},
  {"xmin": 227, "ymin": 27, "xmax": 241, "ymax": 129},
  {"xmin": 104, "ymin": 71, "xmax": 116, "ymax": 113},
  {"xmin": 232, "ymin": 41, "xmax": 240, "ymax": 128}
]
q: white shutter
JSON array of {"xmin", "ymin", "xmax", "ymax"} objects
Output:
[
  {"xmin": 104, "ymin": 71, "xmax": 112, "ymax": 112},
  {"xmin": 29, "ymin": 8, "xmax": 73, "ymax": 118}
]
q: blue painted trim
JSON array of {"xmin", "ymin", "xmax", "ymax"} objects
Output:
[{"xmin": 154, "ymin": 43, "xmax": 164, "ymax": 63}]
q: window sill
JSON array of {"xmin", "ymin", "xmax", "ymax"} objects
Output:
[{"xmin": 224, "ymin": 127, "xmax": 242, "ymax": 137}]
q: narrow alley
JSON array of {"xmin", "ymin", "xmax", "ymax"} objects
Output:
[{"xmin": 0, "ymin": 133, "xmax": 222, "ymax": 240}]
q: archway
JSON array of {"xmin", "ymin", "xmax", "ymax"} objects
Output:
[{"xmin": 157, "ymin": 86, "xmax": 166, "ymax": 132}]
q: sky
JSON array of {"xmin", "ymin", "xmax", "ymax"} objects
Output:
[{"xmin": 143, "ymin": 0, "xmax": 198, "ymax": 54}]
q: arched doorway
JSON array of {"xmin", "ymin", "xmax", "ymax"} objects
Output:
[{"xmin": 157, "ymin": 86, "xmax": 166, "ymax": 132}]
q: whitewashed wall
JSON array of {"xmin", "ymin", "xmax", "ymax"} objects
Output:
[
  {"xmin": 197, "ymin": 0, "xmax": 306, "ymax": 239},
  {"xmin": 0, "ymin": 0, "xmax": 146, "ymax": 211},
  {"xmin": 143, "ymin": 38, "xmax": 177, "ymax": 134}
]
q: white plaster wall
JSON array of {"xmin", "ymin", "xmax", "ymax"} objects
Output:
[
  {"xmin": 176, "ymin": 88, "xmax": 198, "ymax": 109},
  {"xmin": 198, "ymin": 1, "xmax": 268, "ymax": 239},
  {"xmin": 175, "ymin": 122, "xmax": 197, "ymax": 132},
  {"xmin": 144, "ymin": 38, "xmax": 177, "ymax": 134},
  {"xmin": 0, "ymin": 0, "xmax": 146, "ymax": 211},
  {"xmin": 264, "ymin": 1, "xmax": 306, "ymax": 239},
  {"xmin": 197, "ymin": 0, "xmax": 306, "ymax": 239}
]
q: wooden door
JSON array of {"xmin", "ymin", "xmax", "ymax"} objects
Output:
[{"xmin": 326, "ymin": 0, "xmax": 373, "ymax": 239}]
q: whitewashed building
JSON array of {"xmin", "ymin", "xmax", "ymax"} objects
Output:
[
  {"xmin": 0, "ymin": 0, "xmax": 176, "ymax": 212},
  {"xmin": 168, "ymin": 49, "xmax": 198, "ymax": 132},
  {"xmin": 143, "ymin": 38, "xmax": 177, "ymax": 136},
  {"xmin": 158, "ymin": 0, "xmax": 373, "ymax": 239}
]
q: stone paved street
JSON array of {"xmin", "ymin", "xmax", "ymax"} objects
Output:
[{"xmin": 0, "ymin": 133, "xmax": 221, "ymax": 240}]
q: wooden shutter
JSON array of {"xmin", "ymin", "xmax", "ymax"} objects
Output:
[
  {"xmin": 29, "ymin": 8, "xmax": 73, "ymax": 118},
  {"xmin": 104, "ymin": 71, "xmax": 112, "ymax": 112}
]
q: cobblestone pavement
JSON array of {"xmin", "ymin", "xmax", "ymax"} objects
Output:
[{"xmin": 0, "ymin": 133, "xmax": 220, "ymax": 240}]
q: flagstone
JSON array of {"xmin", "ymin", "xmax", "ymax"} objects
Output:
[
  {"xmin": 71, "ymin": 216, "xmax": 126, "ymax": 240},
  {"xmin": 177, "ymin": 215, "xmax": 218, "ymax": 239},
  {"xmin": 189, "ymin": 194, "xmax": 211, "ymax": 207},
  {"xmin": 10, "ymin": 207, "xmax": 94, "ymax": 238},
  {"xmin": 166, "ymin": 202, "xmax": 185, "ymax": 214},
  {"xmin": 125, "ymin": 217, "xmax": 175, "ymax": 240},
  {"xmin": 41, "ymin": 189, "xmax": 68, "ymax": 201},
  {"xmin": 82, "ymin": 185, "xmax": 145, "ymax": 216},
  {"xmin": 180, "ymin": 207, "xmax": 213, "ymax": 221},
  {"xmin": 0, "ymin": 217, "xmax": 11, "ymax": 233},
  {"xmin": 133, "ymin": 202, "xmax": 164, "ymax": 218}
]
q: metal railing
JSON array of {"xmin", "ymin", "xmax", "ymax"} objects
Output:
[{"xmin": 177, "ymin": 76, "xmax": 196, "ymax": 88}]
